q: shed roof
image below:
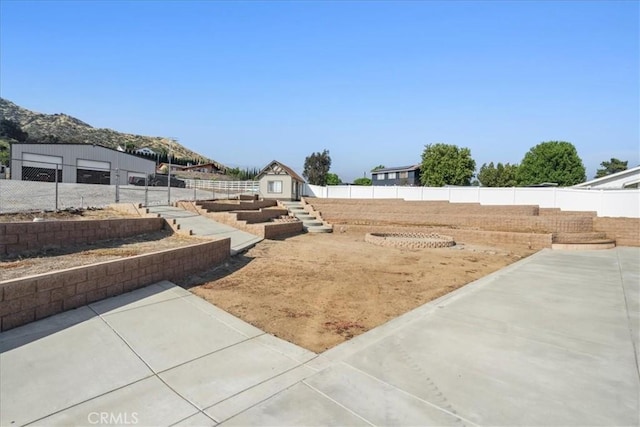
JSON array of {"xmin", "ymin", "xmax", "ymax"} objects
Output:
[{"xmin": 256, "ymin": 160, "xmax": 305, "ymax": 183}]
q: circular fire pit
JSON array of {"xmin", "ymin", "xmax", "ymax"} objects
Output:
[{"xmin": 365, "ymin": 232, "xmax": 455, "ymax": 249}]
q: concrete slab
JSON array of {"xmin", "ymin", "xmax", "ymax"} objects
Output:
[
  {"xmin": 98, "ymin": 294, "xmax": 251, "ymax": 373},
  {"xmin": 304, "ymin": 363, "xmax": 466, "ymax": 426},
  {"xmin": 159, "ymin": 339, "xmax": 306, "ymax": 410},
  {"xmin": 1, "ymin": 310, "xmax": 152, "ymax": 426},
  {"xmin": 218, "ymin": 382, "xmax": 371, "ymax": 426},
  {"xmin": 33, "ymin": 376, "xmax": 199, "ymax": 426},
  {"xmin": 171, "ymin": 412, "xmax": 218, "ymax": 426},
  {"xmin": 205, "ymin": 365, "xmax": 317, "ymax": 423}
]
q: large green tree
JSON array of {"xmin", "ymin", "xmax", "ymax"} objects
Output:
[
  {"xmin": 303, "ymin": 149, "xmax": 332, "ymax": 185},
  {"xmin": 477, "ymin": 162, "xmax": 519, "ymax": 187},
  {"xmin": 517, "ymin": 141, "xmax": 586, "ymax": 186},
  {"xmin": 595, "ymin": 158, "xmax": 628, "ymax": 178},
  {"xmin": 420, "ymin": 143, "xmax": 476, "ymax": 186}
]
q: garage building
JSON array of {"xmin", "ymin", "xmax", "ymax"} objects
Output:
[{"xmin": 10, "ymin": 143, "xmax": 156, "ymax": 185}]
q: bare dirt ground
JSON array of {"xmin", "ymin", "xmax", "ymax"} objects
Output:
[
  {"xmin": 1, "ymin": 208, "xmax": 536, "ymax": 353},
  {"xmin": 188, "ymin": 230, "xmax": 535, "ymax": 353}
]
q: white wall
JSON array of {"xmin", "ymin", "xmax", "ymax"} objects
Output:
[{"xmin": 303, "ymin": 184, "xmax": 640, "ymax": 218}]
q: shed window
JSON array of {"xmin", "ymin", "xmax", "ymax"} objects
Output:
[
  {"xmin": 267, "ymin": 180, "xmax": 283, "ymax": 193},
  {"xmin": 376, "ymin": 174, "xmax": 385, "ymax": 180},
  {"xmin": 388, "ymin": 172, "xmax": 397, "ymax": 179},
  {"xmin": 399, "ymin": 171, "xmax": 409, "ymax": 179}
]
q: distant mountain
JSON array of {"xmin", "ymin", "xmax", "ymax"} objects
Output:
[{"xmin": 0, "ymin": 97, "xmax": 219, "ymax": 165}]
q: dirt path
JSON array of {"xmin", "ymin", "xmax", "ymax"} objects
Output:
[{"xmin": 189, "ymin": 230, "xmax": 535, "ymax": 353}]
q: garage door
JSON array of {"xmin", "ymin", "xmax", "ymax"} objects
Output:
[
  {"xmin": 22, "ymin": 153, "xmax": 62, "ymax": 182},
  {"xmin": 77, "ymin": 159, "xmax": 111, "ymax": 184}
]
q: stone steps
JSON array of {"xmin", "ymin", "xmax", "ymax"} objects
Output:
[{"xmin": 280, "ymin": 201, "xmax": 332, "ymax": 233}]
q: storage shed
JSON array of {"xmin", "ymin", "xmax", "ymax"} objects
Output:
[
  {"xmin": 10, "ymin": 143, "xmax": 156, "ymax": 185},
  {"xmin": 256, "ymin": 160, "xmax": 305, "ymax": 201}
]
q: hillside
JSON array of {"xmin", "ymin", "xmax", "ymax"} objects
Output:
[{"xmin": 0, "ymin": 98, "xmax": 219, "ymax": 165}]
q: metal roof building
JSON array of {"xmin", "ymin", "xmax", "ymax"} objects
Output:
[{"xmin": 10, "ymin": 143, "xmax": 156, "ymax": 185}]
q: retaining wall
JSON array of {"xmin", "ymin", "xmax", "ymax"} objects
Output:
[
  {"xmin": 198, "ymin": 200, "xmax": 278, "ymax": 212},
  {"xmin": 0, "ymin": 239, "xmax": 230, "ymax": 331},
  {"xmin": 345, "ymin": 224, "xmax": 553, "ymax": 249},
  {"xmin": 593, "ymin": 217, "xmax": 640, "ymax": 247},
  {"xmin": 320, "ymin": 212, "xmax": 594, "ymax": 233},
  {"xmin": 0, "ymin": 218, "xmax": 166, "ymax": 257}
]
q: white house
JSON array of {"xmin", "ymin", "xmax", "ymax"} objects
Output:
[{"xmin": 573, "ymin": 166, "xmax": 640, "ymax": 189}]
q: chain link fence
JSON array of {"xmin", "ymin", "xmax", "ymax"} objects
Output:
[{"xmin": 0, "ymin": 159, "xmax": 261, "ymax": 214}]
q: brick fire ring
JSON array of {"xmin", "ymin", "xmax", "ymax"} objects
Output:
[{"xmin": 365, "ymin": 232, "xmax": 455, "ymax": 249}]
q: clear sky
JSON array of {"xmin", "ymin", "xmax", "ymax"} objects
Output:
[{"xmin": 1, "ymin": 0, "xmax": 638, "ymax": 183}]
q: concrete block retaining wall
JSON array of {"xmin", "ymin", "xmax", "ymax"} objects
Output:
[
  {"xmin": 593, "ymin": 217, "xmax": 640, "ymax": 247},
  {"xmin": 345, "ymin": 224, "xmax": 553, "ymax": 249},
  {"xmin": 321, "ymin": 212, "xmax": 594, "ymax": 233},
  {"xmin": 0, "ymin": 218, "xmax": 166, "ymax": 257},
  {"xmin": 197, "ymin": 200, "xmax": 277, "ymax": 212},
  {"xmin": 234, "ymin": 208, "xmax": 290, "ymax": 224},
  {"xmin": 0, "ymin": 239, "xmax": 230, "ymax": 331},
  {"xmin": 307, "ymin": 199, "xmax": 540, "ymax": 216}
]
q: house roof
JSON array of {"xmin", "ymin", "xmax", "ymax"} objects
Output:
[
  {"xmin": 573, "ymin": 165, "xmax": 640, "ymax": 189},
  {"xmin": 372, "ymin": 165, "xmax": 421, "ymax": 174},
  {"xmin": 256, "ymin": 160, "xmax": 305, "ymax": 182},
  {"xmin": 182, "ymin": 162, "xmax": 225, "ymax": 171}
]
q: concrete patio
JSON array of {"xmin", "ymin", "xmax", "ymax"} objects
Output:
[{"xmin": 1, "ymin": 247, "xmax": 638, "ymax": 426}]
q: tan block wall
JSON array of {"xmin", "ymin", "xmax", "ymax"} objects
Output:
[
  {"xmin": 262, "ymin": 222, "xmax": 304, "ymax": 239},
  {"xmin": 197, "ymin": 200, "xmax": 277, "ymax": 212},
  {"xmin": 319, "ymin": 212, "xmax": 593, "ymax": 233},
  {"xmin": 593, "ymin": 217, "xmax": 640, "ymax": 247},
  {"xmin": 345, "ymin": 224, "xmax": 553, "ymax": 250},
  {"xmin": 0, "ymin": 239, "xmax": 230, "ymax": 331},
  {"xmin": 306, "ymin": 199, "xmax": 539, "ymax": 216},
  {"xmin": 234, "ymin": 208, "xmax": 290, "ymax": 224},
  {"xmin": 0, "ymin": 218, "xmax": 165, "ymax": 257}
]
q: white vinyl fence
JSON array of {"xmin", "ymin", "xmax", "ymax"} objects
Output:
[{"xmin": 303, "ymin": 185, "xmax": 640, "ymax": 218}]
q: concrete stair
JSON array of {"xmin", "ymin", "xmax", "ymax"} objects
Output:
[
  {"xmin": 551, "ymin": 232, "xmax": 616, "ymax": 250},
  {"xmin": 281, "ymin": 201, "xmax": 333, "ymax": 233}
]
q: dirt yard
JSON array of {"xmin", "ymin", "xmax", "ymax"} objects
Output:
[
  {"xmin": 187, "ymin": 230, "xmax": 535, "ymax": 353},
  {"xmin": 1, "ymin": 207, "xmax": 535, "ymax": 353}
]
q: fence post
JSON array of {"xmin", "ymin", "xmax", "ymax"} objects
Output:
[
  {"xmin": 115, "ymin": 168, "xmax": 120, "ymax": 203},
  {"xmin": 144, "ymin": 176, "xmax": 149, "ymax": 207},
  {"xmin": 55, "ymin": 163, "xmax": 59, "ymax": 212}
]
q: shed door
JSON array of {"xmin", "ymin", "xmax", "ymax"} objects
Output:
[{"xmin": 22, "ymin": 153, "xmax": 62, "ymax": 182}]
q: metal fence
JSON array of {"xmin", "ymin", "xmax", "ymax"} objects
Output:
[{"xmin": 0, "ymin": 159, "xmax": 261, "ymax": 214}]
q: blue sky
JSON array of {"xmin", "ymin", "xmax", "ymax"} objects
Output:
[{"xmin": 1, "ymin": 1, "xmax": 638, "ymax": 183}]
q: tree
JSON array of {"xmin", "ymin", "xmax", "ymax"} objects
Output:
[
  {"xmin": 353, "ymin": 177, "xmax": 372, "ymax": 185},
  {"xmin": 477, "ymin": 162, "xmax": 519, "ymax": 187},
  {"xmin": 371, "ymin": 165, "xmax": 385, "ymax": 172},
  {"xmin": 419, "ymin": 143, "xmax": 476, "ymax": 186},
  {"xmin": 326, "ymin": 173, "xmax": 341, "ymax": 185},
  {"xmin": 0, "ymin": 119, "xmax": 28, "ymax": 142},
  {"xmin": 595, "ymin": 158, "xmax": 628, "ymax": 178},
  {"xmin": 517, "ymin": 141, "xmax": 586, "ymax": 186},
  {"xmin": 303, "ymin": 149, "xmax": 331, "ymax": 185}
]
